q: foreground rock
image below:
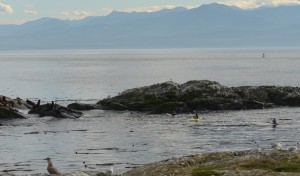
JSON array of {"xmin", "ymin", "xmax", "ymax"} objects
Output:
[
  {"xmin": 1, "ymin": 150, "xmax": 299, "ymax": 176},
  {"xmin": 2, "ymin": 150, "xmax": 300, "ymax": 176},
  {"xmin": 98, "ymin": 80, "xmax": 300, "ymax": 113},
  {"xmin": 29, "ymin": 101, "xmax": 83, "ymax": 118},
  {"xmin": 124, "ymin": 149, "xmax": 300, "ymax": 176},
  {"xmin": 0, "ymin": 95, "xmax": 33, "ymax": 119}
]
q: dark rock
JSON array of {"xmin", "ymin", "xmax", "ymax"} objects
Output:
[
  {"xmin": 29, "ymin": 101, "xmax": 82, "ymax": 118},
  {"xmin": 108, "ymin": 102, "xmax": 128, "ymax": 111},
  {"xmin": 26, "ymin": 99, "xmax": 36, "ymax": 107},
  {"xmin": 0, "ymin": 107, "xmax": 26, "ymax": 119},
  {"xmin": 97, "ymin": 80, "xmax": 300, "ymax": 113},
  {"xmin": 67, "ymin": 103, "xmax": 100, "ymax": 111},
  {"xmin": 226, "ymin": 100, "xmax": 244, "ymax": 110},
  {"xmin": 243, "ymin": 100, "xmax": 265, "ymax": 109},
  {"xmin": 152, "ymin": 102, "xmax": 187, "ymax": 114},
  {"xmin": 0, "ymin": 95, "xmax": 33, "ymax": 110},
  {"xmin": 0, "ymin": 95, "xmax": 32, "ymax": 119}
]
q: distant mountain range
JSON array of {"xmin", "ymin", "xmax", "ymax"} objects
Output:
[{"xmin": 1, "ymin": 3, "xmax": 300, "ymax": 50}]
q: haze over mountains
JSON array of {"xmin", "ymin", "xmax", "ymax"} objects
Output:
[{"xmin": 0, "ymin": 3, "xmax": 300, "ymax": 50}]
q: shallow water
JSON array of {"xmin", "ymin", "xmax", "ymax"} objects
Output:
[
  {"xmin": 1, "ymin": 107, "xmax": 300, "ymax": 175},
  {"xmin": 1, "ymin": 48, "xmax": 300, "ymax": 175}
]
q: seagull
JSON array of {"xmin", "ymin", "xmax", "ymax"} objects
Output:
[
  {"xmin": 270, "ymin": 142, "xmax": 284, "ymax": 150},
  {"xmin": 110, "ymin": 166, "xmax": 114, "ymax": 175},
  {"xmin": 287, "ymin": 143, "xmax": 299, "ymax": 152},
  {"xmin": 44, "ymin": 157, "xmax": 61, "ymax": 175},
  {"xmin": 255, "ymin": 142, "xmax": 261, "ymax": 152}
]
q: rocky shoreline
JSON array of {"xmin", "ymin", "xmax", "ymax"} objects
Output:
[
  {"xmin": 122, "ymin": 149, "xmax": 300, "ymax": 176},
  {"xmin": 2, "ymin": 80, "xmax": 300, "ymax": 119},
  {"xmin": 1, "ymin": 149, "xmax": 300, "ymax": 176}
]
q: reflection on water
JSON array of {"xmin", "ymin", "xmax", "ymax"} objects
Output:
[{"xmin": 1, "ymin": 107, "xmax": 300, "ymax": 175}]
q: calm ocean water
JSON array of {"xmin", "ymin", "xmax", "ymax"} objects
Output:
[
  {"xmin": 1, "ymin": 48, "xmax": 300, "ymax": 175},
  {"xmin": 1, "ymin": 48, "xmax": 300, "ymax": 102}
]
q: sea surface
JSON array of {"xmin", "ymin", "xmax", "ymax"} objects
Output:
[{"xmin": 1, "ymin": 48, "xmax": 300, "ymax": 175}]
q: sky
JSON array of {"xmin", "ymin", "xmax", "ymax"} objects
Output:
[{"xmin": 0, "ymin": 0, "xmax": 300, "ymax": 24}]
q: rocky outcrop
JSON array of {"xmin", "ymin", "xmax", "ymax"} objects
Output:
[
  {"xmin": 67, "ymin": 103, "xmax": 101, "ymax": 111},
  {"xmin": 123, "ymin": 149, "xmax": 300, "ymax": 176},
  {"xmin": 29, "ymin": 101, "xmax": 83, "ymax": 118},
  {"xmin": 0, "ymin": 95, "xmax": 33, "ymax": 119},
  {"xmin": 97, "ymin": 80, "xmax": 300, "ymax": 113},
  {"xmin": 0, "ymin": 95, "xmax": 34, "ymax": 110}
]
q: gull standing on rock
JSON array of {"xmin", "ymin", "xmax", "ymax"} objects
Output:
[
  {"xmin": 45, "ymin": 157, "xmax": 61, "ymax": 175},
  {"xmin": 270, "ymin": 142, "xmax": 284, "ymax": 150}
]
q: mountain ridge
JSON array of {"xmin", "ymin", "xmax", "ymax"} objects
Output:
[{"xmin": 0, "ymin": 3, "xmax": 300, "ymax": 50}]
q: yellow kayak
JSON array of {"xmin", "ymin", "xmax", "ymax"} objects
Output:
[
  {"xmin": 189, "ymin": 118, "xmax": 199, "ymax": 122},
  {"xmin": 189, "ymin": 114, "xmax": 204, "ymax": 122}
]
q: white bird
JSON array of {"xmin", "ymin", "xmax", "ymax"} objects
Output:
[
  {"xmin": 45, "ymin": 157, "xmax": 61, "ymax": 175},
  {"xmin": 110, "ymin": 166, "xmax": 114, "ymax": 174},
  {"xmin": 287, "ymin": 143, "xmax": 299, "ymax": 152},
  {"xmin": 270, "ymin": 142, "xmax": 284, "ymax": 150},
  {"xmin": 255, "ymin": 142, "xmax": 262, "ymax": 152}
]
